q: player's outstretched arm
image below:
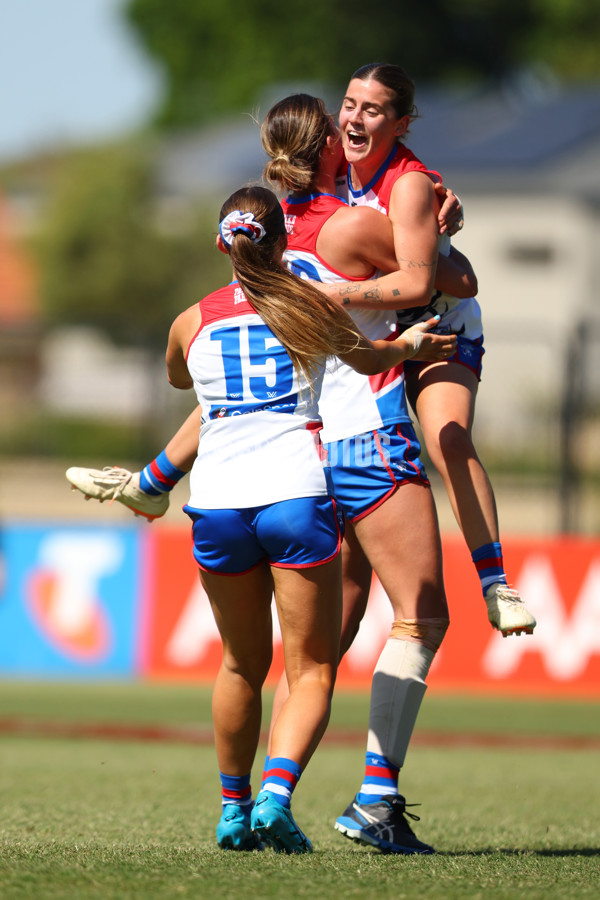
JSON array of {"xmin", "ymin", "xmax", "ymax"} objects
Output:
[{"xmin": 339, "ymin": 316, "xmax": 455, "ymax": 375}]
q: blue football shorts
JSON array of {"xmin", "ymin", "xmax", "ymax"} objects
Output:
[
  {"xmin": 322, "ymin": 421, "xmax": 429, "ymax": 523},
  {"xmin": 404, "ymin": 334, "xmax": 485, "ymax": 380},
  {"xmin": 183, "ymin": 494, "xmax": 344, "ymax": 575}
]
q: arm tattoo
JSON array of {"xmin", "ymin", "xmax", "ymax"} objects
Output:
[
  {"xmin": 398, "ymin": 256, "xmax": 436, "ymax": 272},
  {"xmin": 338, "ymin": 282, "xmax": 364, "ymax": 307},
  {"xmin": 341, "ymin": 284, "xmax": 384, "ymax": 306},
  {"xmin": 362, "ymin": 286, "xmax": 383, "ymax": 302}
]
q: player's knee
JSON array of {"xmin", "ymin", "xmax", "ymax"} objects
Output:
[
  {"xmin": 437, "ymin": 421, "xmax": 476, "ymax": 465},
  {"xmin": 222, "ymin": 647, "xmax": 273, "ymax": 687},
  {"xmin": 390, "ymin": 617, "xmax": 449, "ymax": 653}
]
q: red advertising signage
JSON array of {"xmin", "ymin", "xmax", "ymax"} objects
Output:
[{"xmin": 141, "ymin": 530, "xmax": 600, "ymax": 696}]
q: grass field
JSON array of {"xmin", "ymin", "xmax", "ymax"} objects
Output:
[{"xmin": 1, "ymin": 682, "xmax": 599, "ymax": 899}]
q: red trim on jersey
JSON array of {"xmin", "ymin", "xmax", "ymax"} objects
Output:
[
  {"xmin": 368, "ymin": 365, "xmax": 404, "ymax": 394},
  {"xmin": 306, "ymin": 419, "xmax": 324, "ymax": 459},
  {"xmin": 367, "ymin": 329, "xmax": 403, "ymax": 393},
  {"xmin": 185, "ymin": 284, "xmax": 258, "ymax": 361},
  {"xmin": 356, "ymin": 144, "xmax": 442, "ymax": 215},
  {"xmin": 199, "ymin": 282, "xmax": 256, "ymax": 327},
  {"xmin": 185, "ymin": 320, "xmax": 202, "ymax": 363},
  {"xmin": 282, "ymin": 194, "xmax": 377, "ymax": 281}
]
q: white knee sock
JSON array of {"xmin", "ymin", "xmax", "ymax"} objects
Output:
[{"xmin": 366, "ymin": 638, "xmax": 435, "ymax": 769}]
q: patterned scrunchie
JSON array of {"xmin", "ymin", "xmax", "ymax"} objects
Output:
[{"xmin": 219, "ymin": 210, "xmax": 267, "ymax": 248}]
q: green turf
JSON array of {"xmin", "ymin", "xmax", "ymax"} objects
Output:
[
  {"xmin": 0, "ymin": 683, "xmax": 598, "ymax": 899},
  {"xmin": 1, "ymin": 680, "xmax": 599, "ymax": 737}
]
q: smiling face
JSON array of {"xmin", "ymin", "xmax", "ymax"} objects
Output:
[{"xmin": 339, "ymin": 77, "xmax": 410, "ymax": 179}]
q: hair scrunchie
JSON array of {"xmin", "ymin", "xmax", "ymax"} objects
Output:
[{"xmin": 219, "ymin": 210, "xmax": 267, "ymax": 248}]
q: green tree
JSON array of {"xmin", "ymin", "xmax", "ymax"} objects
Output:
[
  {"xmin": 125, "ymin": 0, "xmax": 600, "ymax": 128},
  {"xmin": 36, "ymin": 142, "xmax": 229, "ymax": 350}
]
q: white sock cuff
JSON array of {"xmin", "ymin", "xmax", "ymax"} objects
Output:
[{"xmin": 376, "ymin": 637, "xmax": 435, "ymax": 682}]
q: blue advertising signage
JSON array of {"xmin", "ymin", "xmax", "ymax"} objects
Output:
[{"xmin": 0, "ymin": 523, "xmax": 142, "ymax": 678}]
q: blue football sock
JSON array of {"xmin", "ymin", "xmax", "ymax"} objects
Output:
[
  {"xmin": 219, "ymin": 772, "xmax": 253, "ymax": 814},
  {"xmin": 357, "ymin": 752, "xmax": 399, "ymax": 804},
  {"xmin": 472, "ymin": 541, "xmax": 508, "ymax": 596},
  {"xmin": 139, "ymin": 450, "xmax": 186, "ymax": 496},
  {"xmin": 261, "ymin": 757, "xmax": 302, "ymax": 808}
]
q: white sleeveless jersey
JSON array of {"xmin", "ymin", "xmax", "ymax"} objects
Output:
[
  {"xmin": 282, "ymin": 192, "xmax": 411, "ymax": 444},
  {"xmin": 186, "ymin": 281, "xmax": 327, "ymax": 509},
  {"xmin": 336, "ymin": 145, "xmax": 482, "ymax": 341}
]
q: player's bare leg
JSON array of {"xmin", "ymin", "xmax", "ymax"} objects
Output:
[
  {"xmin": 202, "ymin": 561, "xmax": 273, "ymax": 851},
  {"xmin": 407, "ymin": 361, "xmax": 535, "ymax": 636},
  {"xmin": 266, "ymin": 527, "xmax": 371, "ymax": 755},
  {"xmin": 251, "ymin": 557, "xmax": 342, "ymax": 853}
]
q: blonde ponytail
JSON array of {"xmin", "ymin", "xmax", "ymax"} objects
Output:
[{"xmin": 219, "ymin": 186, "xmax": 360, "ymax": 383}]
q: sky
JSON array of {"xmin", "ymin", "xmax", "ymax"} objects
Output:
[{"xmin": 0, "ymin": 0, "xmax": 162, "ymax": 163}]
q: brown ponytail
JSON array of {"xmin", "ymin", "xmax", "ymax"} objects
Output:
[{"xmin": 261, "ymin": 94, "xmax": 333, "ymax": 194}]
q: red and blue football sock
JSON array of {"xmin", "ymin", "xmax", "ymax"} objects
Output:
[
  {"xmin": 139, "ymin": 450, "xmax": 186, "ymax": 496},
  {"xmin": 471, "ymin": 541, "xmax": 508, "ymax": 596},
  {"xmin": 357, "ymin": 751, "xmax": 399, "ymax": 804},
  {"xmin": 261, "ymin": 755, "xmax": 270, "ymax": 790},
  {"xmin": 261, "ymin": 757, "xmax": 302, "ymax": 808},
  {"xmin": 219, "ymin": 772, "xmax": 253, "ymax": 814}
]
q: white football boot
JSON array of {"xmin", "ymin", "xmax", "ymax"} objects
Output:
[
  {"xmin": 66, "ymin": 466, "xmax": 169, "ymax": 521},
  {"xmin": 485, "ymin": 584, "xmax": 536, "ymax": 637}
]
